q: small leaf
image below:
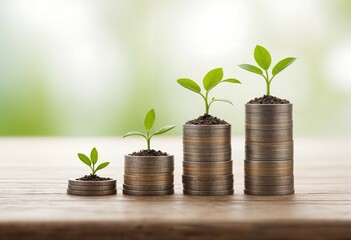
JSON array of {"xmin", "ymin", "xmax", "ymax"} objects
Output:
[
  {"xmin": 177, "ymin": 78, "xmax": 201, "ymax": 93},
  {"xmin": 152, "ymin": 125, "xmax": 176, "ymax": 136},
  {"xmin": 238, "ymin": 64, "xmax": 263, "ymax": 75},
  {"xmin": 203, "ymin": 68, "xmax": 223, "ymax": 91},
  {"xmin": 254, "ymin": 45, "xmax": 271, "ymax": 70},
  {"xmin": 123, "ymin": 131, "xmax": 146, "ymax": 139},
  {"xmin": 272, "ymin": 57, "xmax": 296, "ymax": 76},
  {"xmin": 212, "ymin": 98, "xmax": 233, "ymax": 105},
  {"xmin": 78, "ymin": 153, "xmax": 91, "ymax": 167},
  {"xmin": 144, "ymin": 109, "xmax": 155, "ymax": 131},
  {"xmin": 95, "ymin": 162, "xmax": 110, "ymax": 172},
  {"xmin": 221, "ymin": 78, "xmax": 241, "ymax": 84},
  {"xmin": 90, "ymin": 147, "xmax": 98, "ymax": 165}
]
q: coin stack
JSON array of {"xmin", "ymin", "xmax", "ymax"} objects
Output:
[
  {"xmin": 182, "ymin": 124, "xmax": 233, "ymax": 196},
  {"xmin": 245, "ymin": 104, "xmax": 294, "ymax": 195},
  {"xmin": 123, "ymin": 155, "xmax": 174, "ymax": 196},
  {"xmin": 67, "ymin": 179, "xmax": 117, "ymax": 196}
]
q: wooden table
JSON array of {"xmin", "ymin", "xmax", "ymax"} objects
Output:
[{"xmin": 0, "ymin": 137, "xmax": 350, "ymax": 240}]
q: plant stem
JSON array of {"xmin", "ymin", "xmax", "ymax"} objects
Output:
[
  {"xmin": 264, "ymin": 70, "xmax": 270, "ymax": 96},
  {"xmin": 146, "ymin": 131, "xmax": 151, "ymax": 150},
  {"xmin": 205, "ymin": 91, "xmax": 210, "ymax": 115}
]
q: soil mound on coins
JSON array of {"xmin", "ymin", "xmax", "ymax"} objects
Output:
[
  {"xmin": 130, "ymin": 149, "xmax": 168, "ymax": 156},
  {"xmin": 186, "ymin": 114, "xmax": 228, "ymax": 125},
  {"xmin": 248, "ymin": 95, "xmax": 290, "ymax": 104},
  {"xmin": 76, "ymin": 174, "xmax": 112, "ymax": 181}
]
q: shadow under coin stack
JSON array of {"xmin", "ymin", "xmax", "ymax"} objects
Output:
[
  {"xmin": 123, "ymin": 155, "xmax": 174, "ymax": 196},
  {"xmin": 67, "ymin": 179, "xmax": 117, "ymax": 196},
  {"xmin": 182, "ymin": 124, "xmax": 234, "ymax": 196},
  {"xmin": 245, "ymin": 104, "xmax": 294, "ymax": 195}
]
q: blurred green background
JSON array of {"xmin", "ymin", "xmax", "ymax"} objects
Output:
[{"xmin": 0, "ymin": 0, "xmax": 350, "ymax": 137}]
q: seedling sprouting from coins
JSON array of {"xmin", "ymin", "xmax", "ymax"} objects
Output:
[
  {"xmin": 77, "ymin": 147, "xmax": 110, "ymax": 175},
  {"xmin": 239, "ymin": 45, "xmax": 296, "ymax": 96},
  {"xmin": 123, "ymin": 109, "xmax": 176, "ymax": 150},
  {"xmin": 177, "ymin": 68, "xmax": 241, "ymax": 115}
]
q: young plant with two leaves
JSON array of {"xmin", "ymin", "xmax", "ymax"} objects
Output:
[
  {"xmin": 123, "ymin": 109, "xmax": 176, "ymax": 150},
  {"xmin": 177, "ymin": 68, "xmax": 241, "ymax": 115},
  {"xmin": 77, "ymin": 147, "xmax": 110, "ymax": 176},
  {"xmin": 239, "ymin": 45, "xmax": 296, "ymax": 96}
]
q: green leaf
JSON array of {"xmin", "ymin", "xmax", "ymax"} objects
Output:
[
  {"xmin": 95, "ymin": 162, "xmax": 110, "ymax": 172},
  {"xmin": 221, "ymin": 78, "xmax": 241, "ymax": 84},
  {"xmin": 123, "ymin": 131, "xmax": 146, "ymax": 139},
  {"xmin": 203, "ymin": 68, "xmax": 223, "ymax": 91},
  {"xmin": 272, "ymin": 57, "xmax": 296, "ymax": 76},
  {"xmin": 254, "ymin": 45, "xmax": 271, "ymax": 70},
  {"xmin": 212, "ymin": 98, "xmax": 233, "ymax": 105},
  {"xmin": 238, "ymin": 64, "xmax": 263, "ymax": 75},
  {"xmin": 78, "ymin": 153, "xmax": 91, "ymax": 167},
  {"xmin": 144, "ymin": 109, "xmax": 155, "ymax": 131},
  {"xmin": 152, "ymin": 125, "xmax": 176, "ymax": 136},
  {"xmin": 90, "ymin": 147, "xmax": 98, "ymax": 165},
  {"xmin": 177, "ymin": 78, "xmax": 201, "ymax": 93}
]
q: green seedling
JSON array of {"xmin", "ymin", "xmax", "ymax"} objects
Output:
[
  {"xmin": 239, "ymin": 45, "xmax": 296, "ymax": 96},
  {"xmin": 77, "ymin": 147, "xmax": 110, "ymax": 175},
  {"xmin": 177, "ymin": 68, "xmax": 240, "ymax": 115},
  {"xmin": 123, "ymin": 109, "xmax": 176, "ymax": 150}
]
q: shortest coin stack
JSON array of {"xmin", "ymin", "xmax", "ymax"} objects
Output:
[
  {"xmin": 123, "ymin": 155, "xmax": 174, "ymax": 196},
  {"xmin": 67, "ymin": 179, "xmax": 117, "ymax": 196}
]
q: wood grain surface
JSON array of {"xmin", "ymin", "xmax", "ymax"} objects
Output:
[{"xmin": 0, "ymin": 137, "xmax": 350, "ymax": 240}]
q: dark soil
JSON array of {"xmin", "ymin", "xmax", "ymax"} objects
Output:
[
  {"xmin": 248, "ymin": 95, "xmax": 290, "ymax": 104},
  {"xmin": 130, "ymin": 149, "xmax": 168, "ymax": 156},
  {"xmin": 76, "ymin": 174, "xmax": 112, "ymax": 181},
  {"xmin": 186, "ymin": 114, "xmax": 228, "ymax": 125}
]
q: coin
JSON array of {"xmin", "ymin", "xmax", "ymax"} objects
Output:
[
  {"xmin": 245, "ymin": 179, "xmax": 293, "ymax": 186},
  {"xmin": 245, "ymin": 123, "xmax": 293, "ymax": 131},
  {"xmin": 182, "ymin": 174, "xmax": 233, "ymax": 181},
  {"xmin": 68, "ymin": 184, "xmax": 116, "ymax": 191},
  {"xmin": 124, "ymin": 155, "xmax": 173, "ymax": 163},
  {"xmin": 244, "ymin": 175, "xmax": 294, "ymax": 181},
  {"xmin": 124, "ymin": 167, "xmax": 173, "ymax": 173},
  {"xmin": 123, "ymin": 189, "xmax": 174, "ymax": 196},
  {"xmin": 244, "ymin": 189, "xmax": 294, "ymax": 196},
  {"xmin": 123, "ymin": 184, "xmax": 174, "ymax": 191},
  {"xmin": 123, "ymin": 180, "xmax": 173, "ymax": 186},
  {"xmin": 183, "ymin": 184, "xmax": 233, "ymax": 191},
  {"xmin": 183, "ymin": 160, "xmax": 232, "ymax": 169},
  {"xmin": 245, "ymin": 104, "xmax": 292, "ymax": 113},
  {"xmin": 183, "ymin": 189, "xmax": 233, "ymax": 196},
  {"xmin": 245, "ymin": 160, "xmax": 293, "ymax": 166},
  {"xmin": 183, "ymin": 135, "xmax": 231, "ymax": 144},
  {"xmin": 67, "ymin": 189, "xmax": 117, "ymax": 196},
  {"xmin": 183, "ymin": 125, "xmax": 231, "ymax": 137},
  {"xmin": 245, "ymin": 167, "xmax": 293, "ymax": 177},
  {"xmin": 124, "ymin": 161, "xmax": 174, "ymax": 168},
  {"xmin": 245, "ymin": 184, "xmax": 294, "ymax": 191},
  {"xmin": 183, "ymin": 144, "xmax": 231, "ymax": 150},
  {"xmin": 183, "ymin": 168, "xmax": 232, "ymax": 175},
  {"xmin": 183, "ymin": 152, "xmax": 232, "ymax": 162},
  {"xmin": 124, "ymin": 174, "xmax": 174, "ymax": 182},
  {"xmin": 183, "ymin": 147, "xmax": 231, "ymax": 154},
  {"xmin": 68, "ymin": 179, "xmax": 116, "ymax": 186},
  {"xmin": 183, "ymin": 179, "xmax": 233, "ymax": 186}
]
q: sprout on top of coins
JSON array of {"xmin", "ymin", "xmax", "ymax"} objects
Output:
[
  {"xmin": 77, "ymin": 147, "xmax": 110, "ymax": 176},
  {"xmin": 238, "ymin": 45, "xmax": 296, "ymax": 96},
  {"xmin": 123, "ymin": 109, "xmax": 176, "ymax": 150}
]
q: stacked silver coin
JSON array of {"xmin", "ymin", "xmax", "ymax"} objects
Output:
[
  {"xmin": 67, "ymin": 179, "xmax": 117, "ymax": 196},
  {"xmin": 182, "ymin": 124, "xmax": 234, "ymax": 196},
  {"xmin": 123, "ymin": 155, "xmax": 174, "ymax": 196},
  {"xmin": 245, "ymin": 104, "xmax": 294, "ymax": 195}
]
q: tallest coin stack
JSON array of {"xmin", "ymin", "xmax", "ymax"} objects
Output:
[{"xmin": 244, "ymin": 104, "xmax": 294, "ymax": 195}]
